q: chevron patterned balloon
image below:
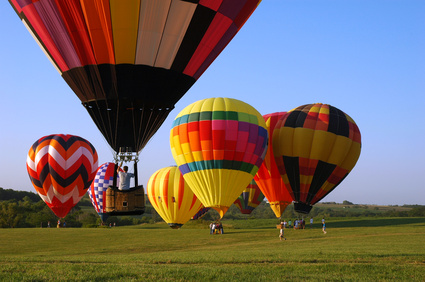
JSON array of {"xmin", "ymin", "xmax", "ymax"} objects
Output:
[{"xmin": 26, "ymin": 134, "xmax": 98, "ymax": 218}]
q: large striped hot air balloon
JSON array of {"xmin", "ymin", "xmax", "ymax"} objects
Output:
[
  {"xmin": 26, "ymin": 134, "xmax": 98, "ymax": 218},
  {"xmin": 170, "ymin": 97, "xmax": 268, "ymax": 218},
  {"xmin": 272, "ymin": 104, "xmax": 362, "ymax": 214},
  {"xmin": 254, "ymin": 112, "xmax": 293, "ymax": 218},
  {"xmin": 87, "ymin": 162, "xmax": 123, "ymax": 222},
  {"xmin": 9, "ymin": 0, "xmax": 262, "ymax": 155},
  {"xmin": 233, "ymin": 179, "xmax": 265, "ymax": 214},
  {"xmin": 147, "ymin": 166, "xmax": 204, "ymax": 229}
]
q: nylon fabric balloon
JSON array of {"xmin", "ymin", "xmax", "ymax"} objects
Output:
[
  {"xmin": 273, "ymin": 104, "xmax": 362, "ymax": 214},
  {"xmin": 10, "ymin": 0, "xmax": 262, "ymax": 153},
  {"xmin": 254, "ymin": 112, "xmax": 293, "ymax": 218},
  {"xmin": 170, "ymin": 97, "xmax": 268, "ymax": 218},
  {"xmin": 147, "ymin": 166, "xmax": 204, "ymax": 229},
  {"xmin": 191, "ymin": 207, "xmax": 210, "ymax": 220},
  {"xmin": 233, "ymin": 179, "xmax": 265, "ymax": 214},
  {"xmin": 88, "ymin": 162, "xmax": 122, "ymax": 222},
  {"xmin": 26, "ymin": 134, "xmax": 98, "ymax": 218}
]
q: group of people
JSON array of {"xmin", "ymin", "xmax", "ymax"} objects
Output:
[
  {"xmin": 209, "ymin": 222, "xmax": 224, "ymax": 234},
  {"xmin": 279, "ymin": 217, "xmax": 327, "ymax": 240},
  {"xmin": 280, "ymin": 217, "xmax": 315, "ymax": 230}
]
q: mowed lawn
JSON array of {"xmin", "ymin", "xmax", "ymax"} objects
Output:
[{"xmin": 0, "ymin": 217, "xmax": 424, "ymax": 281}]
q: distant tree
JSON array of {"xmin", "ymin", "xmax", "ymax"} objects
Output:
[
  {"xmin": 0, "ymin": 187, "xmax": 39, "ymax": 202},
  {"xmin": 408, "ymin": 207, "xmax": 425, "ymax": 217},
  {"xmin": 0, "ymin": 201, "xmax": 22, "ymax": 228},
  {"xmin": 342, "ymin": 200, "xmax": 354, "ymax": 205}
]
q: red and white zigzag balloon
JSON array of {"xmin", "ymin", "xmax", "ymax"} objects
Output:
[{"xmin": 26, "ymin": 134, "xmax": 98, "ymax": 218}]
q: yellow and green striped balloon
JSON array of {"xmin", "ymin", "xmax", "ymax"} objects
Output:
[{"xmin": 170, "ymin": 97, "xmax": 268, "ymax": 218}]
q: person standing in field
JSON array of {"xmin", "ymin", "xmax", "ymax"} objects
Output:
[
  {"xmin": 279, "ymin": 224, "xmax": 286, "ymax": 241},
  {"xmin": 310, "ymin": 217, "xmax": 313, "ymax": 228},
  {"xmin": 322, "ymin": 221, "xmax": 327, "ymax": 234}
]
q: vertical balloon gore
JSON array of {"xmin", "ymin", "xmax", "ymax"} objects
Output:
[
  {"xmin": 26, "ymin": 134, "xmax": 98, "ymax": 218},
  {"xmin": 10, "ymin": 0, "xmax": 261, "ymax": 154},
  {"xmin": 170, "ymin": 97, "xmax": 268, "ymax": 219},
  {"xmin": 273, "ymin": 104, "xmax": 362, "ymax": 214}
]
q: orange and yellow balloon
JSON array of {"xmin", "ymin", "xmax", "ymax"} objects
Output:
[
  {"xmin": 170, "ymin": 97, "xmax": 268, "ymax": 218},
  {"xmin": 254, "ymin": 112, "xmax": 293, "ymax": 217},
  {"xmin": 147, "ymin": 166, "xmax": 204, "ymax": 229},
  {"xmin": 273, "ymin": 104, "xmax": 361, "ymax": 214}
]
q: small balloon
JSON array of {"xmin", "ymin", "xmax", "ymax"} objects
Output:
[
  {"xmin": 88, "ymin": 162, "xmax": 123, "ymax": 222},
  {"xmin": 147, "ymin": 166, "xmax": 204, "ymax": 229},
  {"xmin": 234, "ymin": 179, "xmax": 265, "ymax": 215},
  {"xmin": 27, "ymin": 134, "xmax": 98, "ymax": 218}
]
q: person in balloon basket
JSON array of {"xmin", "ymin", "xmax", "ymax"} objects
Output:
[
  {"xmin": 117, "ymin": 162, "xmax": 134, "ymax": 190},
  {"xmin": 279, "ymin": 224, "xmax": 286, "ymax": 241}
]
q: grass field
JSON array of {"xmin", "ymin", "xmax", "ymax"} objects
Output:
[{"xmin": 0, "ymin": 217, "xmax": 424, "ymax": 281}]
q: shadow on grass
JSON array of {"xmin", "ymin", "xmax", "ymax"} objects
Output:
[{"xmin": 327, "ymin": 217, "xmax": 425, "ymax": 228}]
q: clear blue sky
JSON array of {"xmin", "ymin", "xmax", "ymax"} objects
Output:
[{"xmin": 1, "ymin": 1, "xmax": 424, "ymax": 205}]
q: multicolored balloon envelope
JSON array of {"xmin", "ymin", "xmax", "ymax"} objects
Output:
[
  {"xmin": 88, "ymin": 162, "xmax": 122, "ymax": 222},
  {"xmin": 26, "ymin": 134, "xmax": 98, "ymax": 218},
  {"xmin": 147, "ymin": 166, "xmax": 204, "ymax": 229},
  {"xmin": 191, "ymin": 207, "xmax": 211, "ymax": 220},
  {"xmin": 233, "ymin": 179, "xmax": 265, "ymax": 214},
  {"xmin": 170, "ymin": 97, "xmax": 268, "ymax": 218},
  {"xmin": 254, "ymin": 112, "xmax": 293, "ymax": 218},
  {"xmin": 10, "ymin": 0, "xmax": 261, "ymax": 154},
  {"xmin": 272, "ymin": 104, "xmax": 362, "ymax": 214}
]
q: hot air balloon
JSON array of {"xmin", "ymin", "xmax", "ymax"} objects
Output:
[
  {"xmin": 26, "ymin": 134, "xmax": 98, "ymax": 218},
  {"xmin": 10, "ymin": 0, "xmax": 262, "ymax": 155},
  {"xmin": 147, "ymin": 166, "xmax": 204, "ymax": 229},
  {"xmin": 272, "ymin": 104, "xmax": 362, "ymax": 214},
  {"xmin": 191, "ymin": 207, "xmax": 211, "ymax": 220},
  {"xmin": 87, "ymin": 162, "xmax": 124, "ymax": 222},
  {"xmin": 254, "ymin": 112, "xmax": 293, "ymax": 218},
  {"xmin": 233, "ymin": 179, "xmax": 265, "ymax": 214},
  {"xmin": 170, "ymin": 97, "xmax": 268, "ymax": 218}
]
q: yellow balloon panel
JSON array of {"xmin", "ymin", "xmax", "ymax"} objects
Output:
[{"xmin": 183, "ymin": 169, "xmax": 254, "ymax": 217}]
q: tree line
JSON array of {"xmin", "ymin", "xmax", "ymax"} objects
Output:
[{"xmin": 0, "ymin": 187, "xmax": 424, "ymax": 228}]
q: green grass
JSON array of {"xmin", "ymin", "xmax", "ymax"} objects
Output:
[{"xmin": 0, "ymin": 217, "xmax": 424, "ymax": 281}]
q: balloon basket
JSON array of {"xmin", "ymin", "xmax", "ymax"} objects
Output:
[
  {"xmin": 168, "ymin": 223, "xmax": 183, "ymax": 229},
  {"xmin": 105, "ymin": 186, "xmax": 145, "ymax": 216}
]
